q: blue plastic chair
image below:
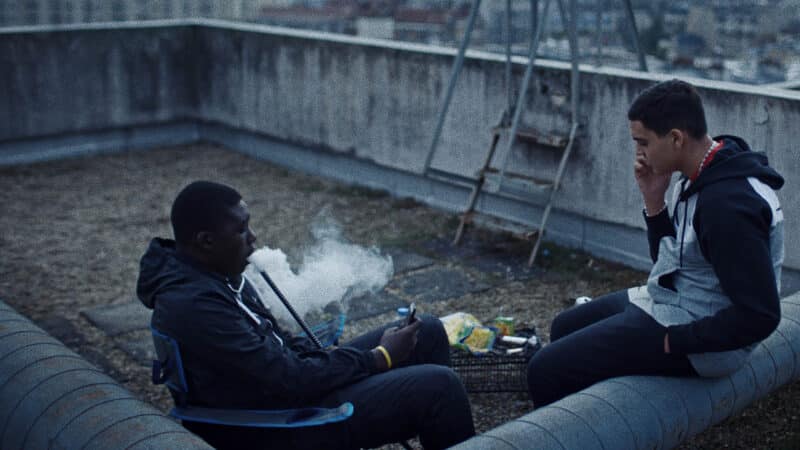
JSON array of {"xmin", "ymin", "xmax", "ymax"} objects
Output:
[{"xmin": 150, "ymin": 327, "xmax": 354, "ymax": 428}]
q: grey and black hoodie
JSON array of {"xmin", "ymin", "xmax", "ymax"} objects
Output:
[{"xmin": 630, "ymin": 135, "xmax": 784, "ymax": 377}]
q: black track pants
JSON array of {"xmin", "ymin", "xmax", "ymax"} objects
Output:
[{"xmin": 527, "ymin": 289, "xmax": 697, "ymax": 408}]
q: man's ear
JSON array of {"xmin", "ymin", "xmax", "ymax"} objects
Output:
[
  {"xmin": 195, "ymin": 231, "xmax": 215, "ymax": 251},
  {"xmin": 668, "ymin": 128, "xmax": 685, "ymax": 150}
]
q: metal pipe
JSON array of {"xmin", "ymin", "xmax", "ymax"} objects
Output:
[
  {"xmin": 568, "ymin": 0, "xmax": 580, "ymax": 123},
  {"xmin": 529, "ymin": 122, "xmax": 578, "ymax": 266},
  {"xmin": 622, "ymin": 0, "xmax": 648, "ymax": 71},
  {"xmin": 453, "ymin": 111, "xmax": 508, "ymax": 245},
  {"xmin": 421, "ymin": 0, "xmax": 483, "ymax": 174},
  {"xmin": 505, "ymin": 0, "xmax": 513, "ymax": 113},
  {"xmin": 595, "ymin": 0, "xmax": 603, "ymax": 65},
  {"xmin": 530, "ymin": 0, "xmax": 538, "ymax": 49},
  {"xmin": 256, "ymin": 270, "xmax": 324, "ymax": 349},
  {"xmin": 556, "ymin": 0, "xmax": 567, "ymax": 36},
  {"xmin": 495, "ymin": 0, "xmax": 552, "ymax": 187},
  {"xmin": 526, "ymin": 0, "xmax": 579, "ymax": 267}
]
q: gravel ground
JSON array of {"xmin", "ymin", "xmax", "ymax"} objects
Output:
[{"xmin": 0, "ymin": 144, "xmax": 798, "ymax": 449}]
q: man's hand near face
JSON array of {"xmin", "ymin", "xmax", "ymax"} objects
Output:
[{"xmin": 634, "ymin": 149, "xmax": 672, "ymax": 215}]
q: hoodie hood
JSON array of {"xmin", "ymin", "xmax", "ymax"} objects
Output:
[
  {"xmin": 137, "ymin": 237, "xmax": 226, "ymax": 309},
  {"xmin": 681, "ymin": 135, "xmax": 784, "ymax": 200},
  {"xmin": 137, "ymin": 238, "xmax": 179, "ymax": 309}
]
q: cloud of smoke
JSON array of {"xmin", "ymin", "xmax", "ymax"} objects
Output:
[{"xmin": 245, "ymin": 211, "xmax": 394, "ymax": 329}]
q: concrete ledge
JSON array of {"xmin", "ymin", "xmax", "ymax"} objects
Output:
[
  {"xmin": 0, "ymin": 300, "xmax": 211, "ymax": 450},
  {"xmin": 452, "ymin": 293, "xmax": 800, "ymax": 450}
]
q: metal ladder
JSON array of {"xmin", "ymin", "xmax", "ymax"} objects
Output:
[{"xmin": 422, "ymin": 0, "xmax": 647, "ymax": 267}]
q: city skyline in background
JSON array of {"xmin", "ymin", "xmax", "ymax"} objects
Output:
[{"xmin": 1, "ymin": 0, "xmax": 799, "ymax": 86}]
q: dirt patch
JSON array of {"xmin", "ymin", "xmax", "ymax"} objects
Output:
[{"xmin": 1, "ymin": 144, "xmax": 797, "ymax": 449}]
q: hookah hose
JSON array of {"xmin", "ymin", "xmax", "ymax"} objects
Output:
[{"xmin": 256, "ymin": 269, "xmax": 324, "ymax": 350}]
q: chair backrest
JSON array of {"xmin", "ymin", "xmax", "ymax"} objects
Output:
[{"xmin": 151, "ymin": 327, "xmax": 190, "ymax": 405}]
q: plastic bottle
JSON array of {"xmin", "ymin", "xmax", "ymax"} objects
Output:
[{"xmin": 397, "ymin": 307, "xmax": 409, "ymax": 321}]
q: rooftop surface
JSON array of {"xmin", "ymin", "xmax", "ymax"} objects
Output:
[{"xmin": 1, "ymin": 144, "xmax": 797, "ymax": 449}]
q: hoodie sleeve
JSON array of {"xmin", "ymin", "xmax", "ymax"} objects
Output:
[
  {"xmin": 170, "ymin": 291, "xmax": 380, "ymax": 404},
  {"xmin": 643, "ymin": 207, "xmax": 676, "ymax": 263},
  {"xmin": 666, "ymin": 181, "xmax": 781, "ymax": 355}
]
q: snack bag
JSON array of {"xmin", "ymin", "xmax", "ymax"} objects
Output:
[
  {"xmin": 460, "ymin": 325, "xmax": 496, "ymax": 354},
  {"xmin": 440, "ymin": 312, "xmax": 483, "ymax": 346},
  {"xmin": 439, "ymin": 312, "xmax": 497, "ymax": 354}
]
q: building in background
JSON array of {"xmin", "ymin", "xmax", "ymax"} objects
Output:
[
  {"xmin": 1, "ymin": 0, "xmax": 798, "ymax": 86},
  {"xmin": 255, "ymin": 3, "xmax": 357, "ymax": 35},
  {"xmin": 0, "ymin": 0, "xmax": 260, "ymax": 25}
]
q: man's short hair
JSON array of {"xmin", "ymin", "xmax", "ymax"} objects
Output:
[
  {"xmin": 627, "ymin": 79, "xmax": 707, "ymax": 139},
  {"xmin": 171, "ymin": 181, "xmax": 242, "ymax": 245}
]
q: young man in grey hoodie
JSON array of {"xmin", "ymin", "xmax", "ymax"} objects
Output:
[{"xmin": 527, "ymin": 79, "xmax": 785, "ymax": 407}]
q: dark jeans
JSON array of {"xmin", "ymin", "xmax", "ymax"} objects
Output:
[
  {"xmin": 185, "ymin": 314, "xmax": 475, "ymax": 450},
  {"xmin": 526, "ymin": 289, "xmax": 697, "ymax": 408}
]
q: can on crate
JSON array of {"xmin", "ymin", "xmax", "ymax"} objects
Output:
[{"xmin": 493, "ymin": 317, "xmax": 515, "ymax": 337}]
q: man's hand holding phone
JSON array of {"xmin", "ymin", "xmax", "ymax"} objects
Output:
[
  {"xmin": 405, "ymin": 302, "xmax": 417, "ymax": 327},
  {"xmin": 372, "ymin": 305, "xmax": 421, "ymax": 371}
]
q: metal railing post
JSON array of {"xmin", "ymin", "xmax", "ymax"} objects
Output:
[
  {"xmin": 622, "ymin": 0, "xmax": 648, "ymax": 71},
  {"xmin": 495, "ymin": 0, "xmax": 552, "ymax": 187},
  {"xmin": 421, "ymin": 0, "xmax": 482, "ymax": 174}
]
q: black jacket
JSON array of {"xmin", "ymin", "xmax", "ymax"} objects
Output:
[{"xmin": 137, "ymin": 238, "xmax": 378, "ymax": 409}]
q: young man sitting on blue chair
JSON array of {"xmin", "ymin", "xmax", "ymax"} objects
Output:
[{"xmin": 137, "ymin": 181, "xmax": 475, "ymax": 450}]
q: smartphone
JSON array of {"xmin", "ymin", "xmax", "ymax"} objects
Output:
[{"xmin": 406, "ymin": 302, "xmax": 417, "ymax": 326}]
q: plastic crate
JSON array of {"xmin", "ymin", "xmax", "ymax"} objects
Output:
[
  {"xmin": 450, "ymin": 351, "xmax": 530, "ymax": 393},
  {"xmin": 450, "ymin": 327, "xmax": 540, "ymax": 393}
]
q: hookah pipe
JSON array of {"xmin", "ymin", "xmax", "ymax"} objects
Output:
[{"xmin": 256, "ymin": 269, "xmax": 324, "ymax": 350}]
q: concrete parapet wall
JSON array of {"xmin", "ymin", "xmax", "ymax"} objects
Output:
[
  {"xmin": 1, "ymin": 19, "xmax": 798, "ymax": 275},
  {"xmin": 190, "ymin": 20, "xmax": 800, "ymax": 271},
  {"xmin": 1, "ymin": 22, "xmax": 799, "ymax": 448},
  {"xmin": 452, "ymin": 293, "xmax": 800, "ymax": 450},
  {"xmin": 0, "ymin": 21, "xmax": 197, "ymax": 141},
  {"xmin": 0, "ymin": 300, "xmax": 211, "ymax": 450}
]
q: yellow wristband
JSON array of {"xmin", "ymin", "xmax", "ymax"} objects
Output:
[{"xmin": 375, "ymin": 345, "xmax": 392, "ymax": 369}]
